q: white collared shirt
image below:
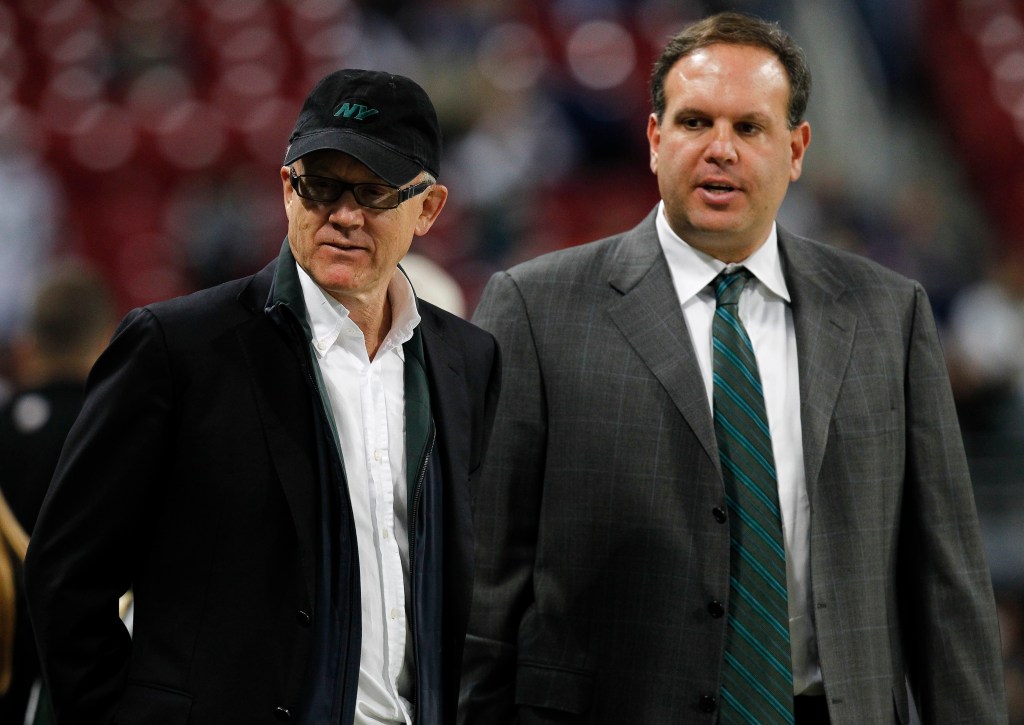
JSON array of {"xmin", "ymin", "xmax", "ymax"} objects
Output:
[
  {"xmin": 297, "ymin": 264, "xmax": 420, "ymax": 724},
  {"xmin": 655, "ymin": 203, "xmax": 823, "ymax": 695}
]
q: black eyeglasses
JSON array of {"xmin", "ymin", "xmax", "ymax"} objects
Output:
[{"xmin": 289, "ymin": 168, "xmax": 433, "ymax": 209}]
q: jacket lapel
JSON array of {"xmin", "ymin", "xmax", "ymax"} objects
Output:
[
  {"xmin": 603, "ymin": 218, "xmax": 858, "ymax": 496},
  {"xmin": 416, "ymin": 306, "xmax": 474, "ymax": 621},
  {"xmin": 235, "ymin": 252, "xmax": 319, "ymax": 599},
  {"xmin": 418, "ymin": 307, "xmax": 471, "ymax": 492},
  {"xmin": 606, "ymin": 209, "xmax": 720, "ymax": 470},
  {"xmin": 778, "ymin": 229, "xmax": 857, "ymax": 491}
]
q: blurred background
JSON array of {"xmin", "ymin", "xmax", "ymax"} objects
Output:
[{"xmin": 1, "ymin": 0, "xmax": 1024, "ymax": 718}]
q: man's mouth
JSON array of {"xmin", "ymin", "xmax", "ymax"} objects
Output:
[
  {"xmin": 326, "ymin": 240, "xmax": 365, "ymax": 252},
  {"xmin": 701, "ymin": 182, "xmax": 737, "ymax": 194}
]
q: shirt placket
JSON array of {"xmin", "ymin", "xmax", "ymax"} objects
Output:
[{"xmin": 363, "ymin": 359, "xmax": 409, "ymax": 707}]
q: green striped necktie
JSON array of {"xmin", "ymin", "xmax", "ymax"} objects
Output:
[{"xmin": 712, "ymin": 269, "xmax": 794, "ymax": 724}]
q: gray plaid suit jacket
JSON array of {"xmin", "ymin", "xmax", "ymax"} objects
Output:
[{"xmin": 459, "ymin": 208, "xmax": 1007, "ymax": 724}]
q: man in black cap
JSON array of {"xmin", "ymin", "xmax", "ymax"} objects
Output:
[{"xmin": 25, "ymin": 69, "xmax": 500, "ymax": 725}]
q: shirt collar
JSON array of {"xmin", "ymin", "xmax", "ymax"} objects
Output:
[
  {"xmin": 655, "ymin": 200, "xmax": 790, "ymax": 303},
  {"xmin": 295, "ymin": 263, "xmax": 421, "ymax": 360}
]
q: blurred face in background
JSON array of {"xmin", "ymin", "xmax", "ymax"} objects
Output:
[
  {"xmin": 281, "ymin": 149, "xmax": 447, "ymax": 310},
  {"xmin": 647, "ymin": 42, "xmax": 811, "ymax": 262}
]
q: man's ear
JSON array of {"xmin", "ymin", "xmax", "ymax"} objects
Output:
[
  {"xmin": 415, "ymin": 184, "xmax": 449, "ymax": 237},
  {"xmin": 647, "ymin": 113, "xmax": 661, "ymax": 175},
  {"xmin": 281, "ymin": 166, "xmax": 294, "ymax": 208},
  {"xmin": 789, "ymin": 121, "xmax": 811, "ymax": 182}
]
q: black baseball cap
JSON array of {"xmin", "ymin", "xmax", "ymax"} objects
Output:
[{"xmin": 283, "ymin": 69, "xmax": 441, "ymax": 186}]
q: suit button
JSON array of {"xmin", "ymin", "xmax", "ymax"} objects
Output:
[
  {"xmin": 296, "ymin": 610, "xmax": 312, "ymax": 627},
  {"xmin": 707, "ymin": 600, "xmax": 725, "ymax": 618},
  {"xmin": 712, "ymin": 506, "xmax": 727, "ymax": 523},
  {"xmin": 274, "ymin": 706, "xmax": 292, "ymax": 721},
  {"xmin": 699, "ymin": 693, "xmax": 718, "ymax": 713}
]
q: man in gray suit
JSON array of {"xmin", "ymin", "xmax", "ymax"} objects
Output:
[{"xmin": 459, "ymin": 12, "xmax": 1007, "ymax": 725}]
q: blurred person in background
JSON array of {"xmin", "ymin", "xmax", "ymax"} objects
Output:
[
  {"xmin": 0, "ymin": 489, "xmax": 52, "ymax": 724},
  {"xmin": 25, "ymin": 69, "xmax": 499, "ymax": 725},
  {"xmin": 399, "ymin": 253, "xmax": 467, "ymax": 318},
  {"xmin": 0, "ymin": 262, "xmax": 115, "ymax": 725},
  {"xmin": 0, "ymin": 139, "xmax": 63, "ymax": 402},
  {"xmin": 461, "ymin": 11, "xmax": 1005, "ymax": 724},
  {"xmin": 0, "ymin": 262, "xmax": 117, "ymax": 535},
  {"xmin": 944, "ymin": 247, "xmax": 1024, "ymax": 457}
]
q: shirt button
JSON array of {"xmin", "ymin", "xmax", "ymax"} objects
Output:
[
  {"xmin": 274, "ymin": 706, "xmax": 293, "ymax": 721},
  {"xmin": 374, "ymin": 450, "xmax": 382, "ymax": 462},
  {"xmin": 707, "ymin": 600, "xmax": 725, "ymax": 618},
  {"xmin": 382, "ymin": 528, "xmax": 390, "ymax": 540},
  {"xmin": 390, "ymin": 608, "xmax": 399, "ymax": 620},
  {"xmin": 712, "ymin": 506, "xmax": 728, "ymax": 523},
  {"xmin": 699, "ymin": 694, "xmax": 718, "ymax": 713}
]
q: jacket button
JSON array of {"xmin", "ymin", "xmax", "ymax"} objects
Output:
[
  {"xmin": 296, "ymin": 610, "xmax": 312, "ymax": 627},
  {"xmin": 712, "ymin": 506, "xmax": 727, "ymax": 523},
  {"xmin": 274, "ymin": 706, "xmax": 292, "ymax": 721},
  {"xmin": 707, "ymin": 600, "xmax": 725, "ymax": 618},
  {"xmin": 699, "ymin": 694, "xmax": 718, "ymax": 713}
]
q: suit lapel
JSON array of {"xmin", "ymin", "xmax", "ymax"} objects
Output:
[
  {"xmin": 417, "ymin": 306, "xmax": 474, "ymax": 622},
  {"xmin": 419, "ymin": 307, "xmax": 470, "ymax": 490},
  {"xmin": 235, "ymin": 264, "xmax": 318, "ymax": 600},
  {"xmin": 604, "ymin": 219, "xmax": 859, "ymax": 486},
  {"xmin": 606, "ymin": 210, "xmax": 720, "ymax": 469},
  {"xmin": 779, "ymin": 230, "xmax": 857, "ymax": 490}
]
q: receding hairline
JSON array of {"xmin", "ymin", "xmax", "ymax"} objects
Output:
[{"xmin": 650, "ymin": 12, "xmax": 812, "ymax": 128}]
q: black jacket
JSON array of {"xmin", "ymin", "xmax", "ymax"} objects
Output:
[{"xmin": 26, "ymin": 244, "xmax": 500, "ymax": 724}]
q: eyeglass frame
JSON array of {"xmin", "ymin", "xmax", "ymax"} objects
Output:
[{"xmin": 288, "ymin": 167, "xmax": 434, "ymax": 210}]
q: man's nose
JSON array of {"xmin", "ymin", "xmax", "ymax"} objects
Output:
[
  {"xmin": 327, "ymin": 190, "xmax": 364, "ymax": 225},
  {"xmin": 705, "ymin": 122, "xmax": 738, "ymax": 164}
]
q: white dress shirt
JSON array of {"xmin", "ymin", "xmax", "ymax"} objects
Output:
[
  {"xmin": 298, "ymin": 264, "xmax": 420, "ymax": 724},
  {"xmin": 655, "ymin": 203, "xmax": 824, "ymax": 695}
]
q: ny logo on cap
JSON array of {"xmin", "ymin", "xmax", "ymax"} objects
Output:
[{"xmin": 335, "ymin": 102, "xmax": 378, "ymax": 121}]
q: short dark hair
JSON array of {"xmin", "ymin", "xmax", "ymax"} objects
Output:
[{"xmin": 650, "ymin": 12, "xmax": 811, "ymax": 129}]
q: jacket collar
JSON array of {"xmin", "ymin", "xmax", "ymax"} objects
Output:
[{"xmin": 263, "ymin": 239, "xmax": 313, "ymax": 337}]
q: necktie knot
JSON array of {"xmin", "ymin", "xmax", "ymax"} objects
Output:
[{"xmin": 713, "ymin": 268, "xmax": 751, "ymax": 308}]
